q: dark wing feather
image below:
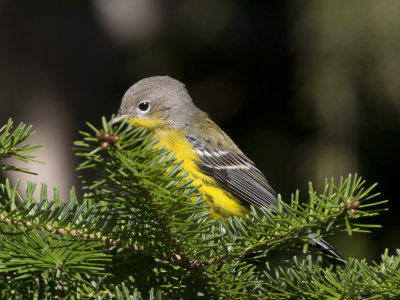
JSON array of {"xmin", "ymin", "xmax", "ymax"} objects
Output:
[{"xmin": 186, "ymin": 135, "xmax": 278, "ymax": 211}]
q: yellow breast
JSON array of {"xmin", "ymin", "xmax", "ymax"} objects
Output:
[{"xmin": 128, "ymin": 117, "xmax": 247, "ymax": 218}]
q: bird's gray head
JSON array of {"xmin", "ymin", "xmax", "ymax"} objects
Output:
[{"xmin": 113, "ymin": 76, "xmax": 198, "ymax": 130}]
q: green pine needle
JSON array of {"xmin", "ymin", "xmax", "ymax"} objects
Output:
[{"xmin": 0, "ymin": 117, "xmax": 396, "ymax": 299}]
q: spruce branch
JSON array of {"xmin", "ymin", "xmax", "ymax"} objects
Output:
[
  {"xmin": 0, "ymin": 118, "xmax": 43, "ymax": 174},
  {"xmin": 0, "ymin": 117, "xmax": 396, "ymax": 299}
]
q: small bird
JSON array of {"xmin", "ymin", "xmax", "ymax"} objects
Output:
[{"xmin": 113, "ymin": 76, "xmax": 345, "ymax": 263}]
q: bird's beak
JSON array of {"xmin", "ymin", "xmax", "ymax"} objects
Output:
[{"xmin": 112, "ymin": 114, "xmax": 128, "ymax": 124}]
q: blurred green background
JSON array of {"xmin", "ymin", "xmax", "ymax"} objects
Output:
[{"xmin": 0, "ymin": 0, "xmax": 399, "ymax": 261}]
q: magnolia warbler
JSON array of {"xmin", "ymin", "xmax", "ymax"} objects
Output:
[{"xmin": 113, "ymin": 76, "xmax": 344, "ymax": 263}]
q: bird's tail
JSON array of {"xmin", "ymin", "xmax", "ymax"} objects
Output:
[{"xmin": 308, "ymin": 233, "xmax": 346, "ymax": 265}]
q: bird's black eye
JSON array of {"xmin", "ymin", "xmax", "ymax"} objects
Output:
[{"xmin": 138, "ymin": 101, "xmax": 150, "ymax": 112}]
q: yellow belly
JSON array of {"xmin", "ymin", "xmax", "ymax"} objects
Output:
[{"xmin": 152, "ymin": 128, "xmax": 247, "ymax": 218}]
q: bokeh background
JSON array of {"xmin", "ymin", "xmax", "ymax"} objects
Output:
[{"xmin": 1, "ymin": 0, "xmax": 399, "ymax": 261}]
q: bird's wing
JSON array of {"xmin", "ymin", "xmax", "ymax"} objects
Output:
[
  {"xmin": 185, "ymin": 134, "xmax": 345, "ymax": 264},
  {"xmin": 185, "ymin": 134, "xmax": 278, "ymax": 211}
]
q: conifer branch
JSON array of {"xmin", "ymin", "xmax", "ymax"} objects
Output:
[
  {"xmin": 0, "ymin": 118, "xmax": 43, "ymax": 174},
  {"xmin": 0, "ymin": 117, "xmax": 396, "ymax": 299}
]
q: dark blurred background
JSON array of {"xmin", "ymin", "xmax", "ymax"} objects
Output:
[{"xmin": 0, "ymin": 0, "xmax": 399, "ymax": 261}]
